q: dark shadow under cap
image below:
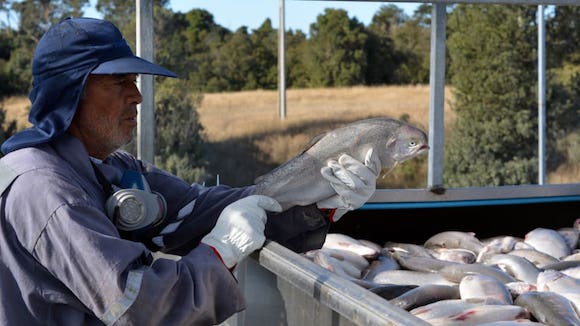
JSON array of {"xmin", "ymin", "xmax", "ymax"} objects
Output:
[{"xmin": 1, "ymin": 17, "xmax": 177, "ymax": 154}]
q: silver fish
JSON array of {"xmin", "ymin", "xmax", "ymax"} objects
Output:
[
  {"xmin": 439, "ymin": 263, "xmax": 517, "ymax": 284},
  {"xmin": 370, "ymin": 270, "xmax": 456, "ymax": 286},
  {"xmin": 562, "ymin": 266, "xmax": 580, "ymax": 279},
  {"xmin": 383, "ymin": 241, "xmax": 434, "ymax": 258},
  {"xmin": 322, "ymin": 233, "xmax": 379, "ymax": 259},
  {"xmin": 558, "ymin": 227, "xmax": 579, "ymax": 251},
  {"xmin": 425, "ymin": 231, "xmax": 485, "ymax": 255},
  {"xmin": 391, "ymin": 251, "xmax": 455, "ymax": 273},
  {"xmin": 536, "ymin": 269, "xmax": 580, "ymax": 293},
  {"xmin": 524, "ymin": 228, "xmax": 571, "ymax": 259},
  {"xmin": 357, "ymin": 239, "xmax": 382, "ymax": 253},
  {"xmin": 390, "ymin": 284, "xmax": 460, "ymax": 311},
  {"xmin": 504, "ymin": 281, "xmax": 537, "ymax": 297},
  {"xmin": 477, "ymin": 236, "xmax": 521, "ymax": 262},
  {"xmin": 515, "ymin": 291, "xmax": 580, "ymax": 326},
  {"xmin": 311, "ymin": 250, "xmax": 361, "ymax": 279},
  {"xmin": 361, "ymin": 253, "xmax": 400, "ymax": 281},
  {"xmin": 431, "ymin": 248, "xmax": 477, "ymax": 264},
  {"xmin": 459, "ymin": 274, "xmax": 513, "ymax": 305},
  {"xmin": 427, "ymin": 304, "xmax": 530, "ymax": 325},
  {"xmin": 559, "ymin": 292, "xmax": 580, "ymax": 312},
  {"xmin": 484, "ymin": 254, "xmax": 541, "ymax": 284},
  {"xmin": 541, "ymin": 259, "xmax": 580, "ymax": 271},
  {"xmin": 410, "ymin": 299, "xmax": 484, "ymax": 321},
  {"xmin": 476, "ymin": 321, "xmax": 546, "ymax": 325},
  {"xmin": 316, "ymin": 247, "xmax": 369, "ymax": 271},
  {"xmin": 564, "ymin": 252, "xmax": 580, "ymax": 262},
  {"xmin": 507, "ymin": 249, "xmax": 559, "ymax": 268},
  {"xmin": 253, "ymin": 117, "xmax": 429, "ymax": 210}
]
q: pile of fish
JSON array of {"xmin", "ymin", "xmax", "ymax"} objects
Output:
[{"xmin": 303, "ymin": 221, "xmax": 580, "ymax": 325}]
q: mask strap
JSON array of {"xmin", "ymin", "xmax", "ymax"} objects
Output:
[{"xmin": 90, "ymin": 161, "xmax": 113, "ymax": 197}]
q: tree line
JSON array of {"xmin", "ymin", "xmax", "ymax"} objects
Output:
[
  {"xmin": 0, "ymin": 1, "xmax": 434, "ymax": 95},
  {"xmin": 0, "ymin": 0, "xmax": 579, "ymax": 187}
]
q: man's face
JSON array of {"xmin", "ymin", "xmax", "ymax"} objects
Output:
[{"xmin": 69, "ymin": 74, "xmax": 142, "ymax": 159}]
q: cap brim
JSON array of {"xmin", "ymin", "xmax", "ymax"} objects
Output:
[{"xmin": 91, "ymin": 56, "xmax": 178, "ymax": 77}]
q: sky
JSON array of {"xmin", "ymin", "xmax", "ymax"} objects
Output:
[{"xmin": 84, "ymin": 1, "xmax": 421, "ymax": 34}]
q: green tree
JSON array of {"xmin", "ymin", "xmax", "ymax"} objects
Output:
[
  {"xmin": 444, "ymin": 4, "xmax": 578, "ymax": 187},
  {"xmin": 285, "ymin": 29, "xmax": 308, "ymax": 88},
  {"xmin": 548, "ymin": 6, "xmax": 580, "ymax": 84},
  {"xmin": 153, "ymin": 8, "xmax": 191, "ymax": 74},
  {"xmin": 95, "ymin": 0, "xmax": 171, "ymax": 50},
  {"xmin": 5, "ymin": 0, "xmax": 89, "ymax": 94},
  {"xmin": 215, "ymin": 26, "xmax": 257, "ymax": 91},
  {"xmin": 250, "ymin": 19, "xmax": 278, "ymax": 89},
  {"xmin": 154, "ymin": 78, "xmax": 208, "ymax": 183},
  {"xmin": 445, "ymin": 5, "xmax": 538, "ymax": 186},
  {"xmin": 544, "ymin": 74, "xmax": 580, "ymax": 169},
  {"xmin": 0, "ymin": 26, "xmax": 17, "ymax": 96},
  {"xmin": 390, "ymin": 4, "xmax": 431, "ymax": 84},
  {"xmin": 170, "ymin": 8, "xmax": 230, "ymax": 92},
  {"xmin": 95, "ymin": 0, "xmax": 134, "ymax": 30},
  {"xmin": 305, "ymin": 8, "xmax": 368, "ymax": 87},
  {"xmin": 365, "ymin": 4, "xmax": 403, "ymax": 84}
]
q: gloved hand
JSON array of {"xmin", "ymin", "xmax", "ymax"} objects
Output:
[
  {"xmin": 317, "ymin": 148, "xmax": 381, "ymax": 221},
  {"xmin": 201, "ymin": 195, "xmax": 282, "ymax": 268}
]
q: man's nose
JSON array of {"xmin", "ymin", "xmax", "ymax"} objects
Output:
[{"xmin": 130, "ymin": 83, "xmax": 143, "ymax": 104}]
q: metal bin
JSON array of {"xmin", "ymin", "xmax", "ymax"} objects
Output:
[{"xmin": 223, "ymin": 184, "xmax": 580, "ymax": 326}]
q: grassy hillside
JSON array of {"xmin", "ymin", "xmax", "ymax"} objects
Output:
[
  {"xmin": 3, "ymin": 85, "xmax": 578, "ymax": 187},
  {"xmin": 197, "ymin": 85, "xmax": 454, "ymax": 188},
  {"xmin": 3, "ymin": 96, "xmax": 30, "ymax": 129}
]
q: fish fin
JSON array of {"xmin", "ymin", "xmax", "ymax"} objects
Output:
[
  {"xmin": 381, "ymin": 161, "xmax": 399, "ymax": 179},
  {"xmin": 254, "ymin": 131, "xmax": 327, "ymax": 185},
  {"xmin": 301, "ymin": 132, "xmax": 328, "ymax": 154}
]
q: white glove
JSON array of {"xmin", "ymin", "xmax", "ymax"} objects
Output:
[
  {"xmin": 317, "ymin": 148, "xmax": 381, "ymax": 221},
  {"xmin": 201, "ymin": 195, "xmax": 282, "ymax": 268}
]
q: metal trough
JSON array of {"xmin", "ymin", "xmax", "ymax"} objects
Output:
[{"xmin": 222, "ymin": 184, "xmax": 580, "ymax": 325}]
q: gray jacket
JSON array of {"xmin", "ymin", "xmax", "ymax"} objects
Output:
[{"xmin": 0, "ymin": 134, "xmax": 330, "ymax": 325}]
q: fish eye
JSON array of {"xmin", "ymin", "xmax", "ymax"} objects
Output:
[{"xmin": 409, "ymin": 141, "xmax": 417, "ymax": 147}]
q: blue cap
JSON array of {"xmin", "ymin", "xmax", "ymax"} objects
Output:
[{"xmin": 1, "ymin": 17, "xmax": 177, "ymax": 154}]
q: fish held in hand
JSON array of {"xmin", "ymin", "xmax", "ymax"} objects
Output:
[{"xmin": 254, "ymin": 117, "xmax": 429, "ymax": 210}]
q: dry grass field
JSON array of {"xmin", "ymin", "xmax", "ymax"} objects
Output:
[
  {"xmin": 199, "ymin": 85, "xmax": 455, "ymax": 141},
  {"xmin": 197, "ymin": 85, "xmax": 453, "ymax": 187},
  {"xmin": 3, "ymin": 96, "xmax": 30, "ymax": 129},
  {"xmin": 3, "ymin": 85, "xmax": 578, "ymax": 187}
]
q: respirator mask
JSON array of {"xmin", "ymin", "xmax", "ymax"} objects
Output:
[{"xmin": 105, "ymin": 170, "xmax": 167, "ymax": 231}]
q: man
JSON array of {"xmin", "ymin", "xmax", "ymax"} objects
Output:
[{"xmin": 0, "ymin": 18, "xmax": 380, "ymax": 325}]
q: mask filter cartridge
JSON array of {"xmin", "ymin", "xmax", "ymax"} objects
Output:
[{"xmin": 105, "ymin": 170, "xmax": 166, "ymax": 231}]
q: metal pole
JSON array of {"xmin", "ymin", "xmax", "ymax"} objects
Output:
[
  {"xmin": 136, "ymin": 0, "xmax": 155, "ymax": 163},
  {"xmin": 537, "ymin": 5, "xmax": 546, "ymax": 185},
  {"xmin": 278, "ymin": 0, "xmax": 287, "ymax": 119},
  {"xmin": 427, "ymin": 3, "xmax": 446, "ymax": 188}
]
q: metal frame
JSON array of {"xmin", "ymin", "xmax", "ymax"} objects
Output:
[
  {"xmin": 278, "ymin": 0, "xmax": 579, "ymax": 191},
  {"xmin": 428, "ymin": 3, "xmax": 446, "ymax": 187},
  {"xmin": 136, "ymin": 0, "xmax": 155, "ymax": 163}
]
